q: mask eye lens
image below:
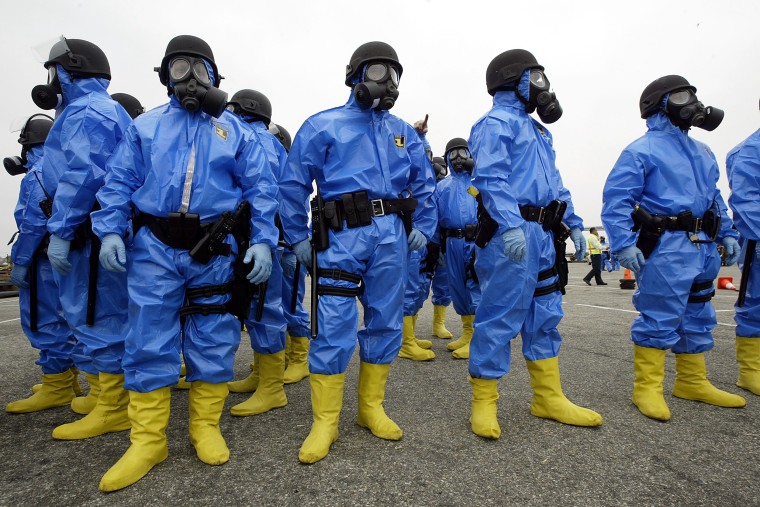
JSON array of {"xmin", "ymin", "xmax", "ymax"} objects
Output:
[
  {"xmin": 169, "ymin": 58, "xmax": 191, "ymax": 82},
  {"xmin": 389, "ymin": 67, "xmax": 400, "ymax": 86},
  {"xmin": 365, "ymin": 63, "xmax": 388, "ymax": 82},
  {"xmin": 47, "ymin": 67, "xmax": 56, "ymax": 84},
  {"xmin": 193, "ymin": 60, "xmax": 211, "ymax": 85},
  {"xmin": 669, "ymin": 90, "xmax": 692, "ymax": 105},
  {"xmin": 530, "ymin": 70, "xmax": 547, "ymax": 88}
]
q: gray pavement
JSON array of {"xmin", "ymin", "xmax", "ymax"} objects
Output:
[{"xmin": 1, "ymin": 262, "xmax": 759, "ymax": 506}]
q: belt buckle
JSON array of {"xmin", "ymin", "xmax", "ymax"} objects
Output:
[
  {"xmin": 537, "ymin": 207, "xmax": 546, "ymax": 224},
  {"xmin": 692, "ymin": 217, "xmax": 702, "ymax": 234},
  {"xmin": 371, "ymin": 199, "xmax": 385, "ymax": 217}
]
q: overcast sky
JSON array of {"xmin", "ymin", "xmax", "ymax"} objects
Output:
[{"xmin": 1, "ymin": 0, "xmax": 758, "ymax": 257}]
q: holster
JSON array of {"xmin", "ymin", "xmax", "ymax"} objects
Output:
[
  {"xmin": 632, "ymin": 206, "xmax": 664, "ymax": 259},
  {"xmin": 474, "ymin": 193, "xmax": 499, "ymax": 248},
  {"xmin": 310, "ymin": 193, "xmax": 330, "ymax": 252},
  {"xmin": 552, "ymin": 222, "xmax": 571, "ymax": 295},
  {"xmin": 422, "ymin": 242, "xmax": 441, "ymax": 275}
]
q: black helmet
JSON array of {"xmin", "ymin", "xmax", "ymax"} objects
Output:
[
  {"xmin": 158, "ymin": 35, "xmax": 220, "ymax": 87},
  {"xmin": 445, "ymin": 137, "xmax": 468, "ymax": 156},
  {"xmin": 345, "ymin": 41, "xmax": 403, "ymax": 86},
  {"xmin": 45, "ymin": 38, "xmax": 110, "ymax": 80},
  {"xmin": 639, "ymin": 75, "xmax": 696, "ymax": 119},
  {"xmin": 111, "ymin": 93, "xmax": 145, "ymax": 119},
  {"xmin": 18, "ymin": 114, "xmax": 54, "ymax": 146},
  {"xmin": 228, "ymin": 89, "xmax": 272, "ymax": 125},
  {"xmin": 486, "ymin": 49, "xmax": 544, "ymax": 96},
  {"xmin": 268, "ymin": 123, "xmax": 292, "ymax": 152}
]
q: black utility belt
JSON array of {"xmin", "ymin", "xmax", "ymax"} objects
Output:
[
  {"xmin": 519, "ymin": 200, "xmax": 567, "ymax": 232},
  {"xmin": 655, "ymin": 215, "xmax": 707, "ymax": 233},
  {"xmin": 133, "ymin": 211, "xmax": 231, "ymax": 257},
  {"xmin": 442, "ymin": 225, "xmax": 478, "ymax": 242},
  {"xmin": 323, "ymin": 190, "xmax": 417, "ymax": 231}
]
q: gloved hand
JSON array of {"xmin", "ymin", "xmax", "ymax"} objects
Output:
[
  {"xmin": 570, "ymin": 227, "xmax": 586, "ymax": 261},
  {"xmin": 502, "ymin": 227, "xmax": 527, "ymax": 262},
  {"xmin": 723, "ymin": 236, "xmax": 740, "ymax": 266},
  {"xmin": 47, "ymin": 235, "xmax": 72, "ymax": 275},
  {"xmin": 99, "ymin": 233, "xmax": 127, "ymax": 273},
  {"xmin": 10, "ymin": 264, "xmax": 29, "ymax": 289},
  {"xmin": 245, "ymin": 243, "xmax": 272, "ymax": 285},
  {"xmin": 408, "ymin": 229, "xmax": 427, "ymax": 251},
  {"xmin": 413, "ymin": 117, "xmax": 429, "ymax": 136},
  {"xmin": 282, "ymin": 251, "xmax": 297, "ymax": 277},
  {"xmin": 617, "ymin": 245, "xmax": 646, "ymax": 274},
  {"xmin": 293, "ymin": 239, "xmax": 312, "ymax": 267}
]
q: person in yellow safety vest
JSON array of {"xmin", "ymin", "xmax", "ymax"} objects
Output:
[{"xmin": 583, "ymin": 228, "xmax": 607, "ymax": 285}]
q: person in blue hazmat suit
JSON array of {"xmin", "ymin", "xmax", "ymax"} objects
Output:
[
  {"xmin": 436, "ymin": 138, "xmax": 481, "ymax": 360},
  {"xmin": 468, "ymin": 49, "xmax": 600, "ymax": 439},
  {"xmin": 398, "ymin": 118, "xmax": 436, "ymax": 361},
  {"xmin": 279, "ymin": 41, "xmax": 436, "ymax": 464},
  {"xmin": 272, "ymin": 123, "xmax": 312, "ymax": 384},
  {"xmin": 428, "ymin": 156, "xmax": 454, "ymax": 339},
  {"xmin": 91, "ymin": 35, "xmax": 279, "ymax": 492},
  {"xmin": 726, "ymin": 100, "xmax": 760, "ymax": 397},
  {"xmin": 601, "ymin": 75, "xmax": 745, "ymax": 421},
  {"xmin": 224, "ymin": 89, "xmax": 289, "ymax": 415},
  {"xmin": 4, "ymin": 114, "xmax": 82, "ymax": 413},
  {"xmin": 31, "ymin": 37, "xmax": 133, "ymax": 439}
]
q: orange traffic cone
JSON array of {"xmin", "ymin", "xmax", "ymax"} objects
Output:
[
  {"xmin": 620, "ymin": 269, "xmax": 636, "ymax": 290},
  {"xmin": 718, "ymin": 276, "xmax": 738, "ymax": 291}
]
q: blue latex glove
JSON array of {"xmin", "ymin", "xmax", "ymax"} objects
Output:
[
  {"xmin": 408, "ymin": 228, "xmax": 427, "ymax": 251},
  {"xmin": 570, "ymin": 227, "xmax": 586, "ymax": 261},
  {"xmin": 99, "ymin": 233, "xmax": 127, "ymax": 273},
  {"xmin": 245, "ymin": 243, "xmax": 272, "ymax": 285},
  {"xmin": 282, "ymin": 251, "xmax": 297, "ymax": 277},
  {"xmin": 617, "ymin": 245, "xmax": 646, "ymax": 274},
  {"xmin": 10, "ymin": 264, "xmax": 29, "ymax": 289},
  {"xmin": 48, "ymin": 235, "xmax": 72, "ymax": 275},
  {"xmin": 293, "ymin": 239, "xmax": 312, "ymax": 267},
  {"xmin": 502, "ymin": 227, "xmax": 527, "ymax": 262},
  {"xmin": 723, "ymin": 236, "xmax": 740, "ymax": 266}
]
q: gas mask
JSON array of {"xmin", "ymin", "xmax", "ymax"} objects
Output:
[
  {"xmin": 169, "ymin": 57, "xmax": 228, "ymax": 117},
  {"xmin": 354, "ymin": 62, "xmax": 400, "ymax": 110},
  {"xmin": 432, "ymin": 156, "xmax": 448, "ymax": 181},
  {"xmin": 3, "ymin": 149, "xmax": 28, "ymax": 176},
  {"xmin": 447, "ymin": 148, "xmax": 475, "ymax": 173},
  {"xmin": 31, "ymin": 66, "xmax": 63, "ymax": 110},
  {"xmin": 665, "ymin": 89, "xmax": 724, "ymax": 131},
  {"xmin": 517, "ymin": 69, "xmax": 563, "ymax": 123}
]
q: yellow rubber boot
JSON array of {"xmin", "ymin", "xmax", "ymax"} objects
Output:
[
  {"xmin": 32, "ymin": 366, "xmax": 82, "ymax": 395},
  {"xmin": 228, "ymin": 353, "xmax": 260, "ymax": 393},
  {"xmin": 432, "ymin": 304, "xmax": 453, "ymax": 339},
  {"xmin": 189, "ymin": 381, "xmax": 230, "ymax": 465},
  {"xmin": 299, "ymin": 373, "xmax": 345, "ymax": 464},
  {"xmin": 6, "ymin": 369, "xmax": 76, "ymax": 413},
  {"xmin": 99, "ymin": 387, "xmax": 171, "ymax": 492},
  {"xmin": 736, "ymin": 337, "xmax": 760, "ymax": 395},
  {"xmin": 412, "ymin": 314, "xmax": 432, "ymax": 349},
  {"xmin": 356, "ymin": 362, "xmax": 403, "ymax": 440},
  {"xmin": 469, "ymin": 377, "xmax": 501, "ymax": 439},
  {"xmin": 447, "ymin": 315, "xmax": 474, "ymax": 351},
  {"xmin": 672, "ymin": 352, "xmax": 746, "ymax": 407},
  {"xmin": 526, "ymin": 356, "xmax": 603, "ymax": 427},
  {"xmin": 398, "ymin": 316, "xmax": 435, "ymax": 361},
  {"xmin": 174, "ymin": 363, "xmax": 191, "ymax": 390},
  {"xmin": 284, "ymin": 336, "xmax": 310, "ymax": 384},
  {"xmin": 52, "ymin": 372, "xmax": 131, "ymax": 440},
  {"xmin": 71, "ymin": 372, "xmax": 101, "ymax": 415},
  {"xmin": 230, "ymin": 350, "xmax": 288, "ymax": 416},
  {"xmin": 632, "ymin": 344, "xmax": 671, "ymax": 421}
]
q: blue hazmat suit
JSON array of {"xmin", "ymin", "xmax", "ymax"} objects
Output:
[
  {"xmin": 92, "ymin": 95, "xmax": 279, "ymax": 392},
  {"xmin": 468, "ymin": 89, "xmax": 584, "ymax": 380},
  {"xmin": 244, "ymin": 120, "xmax": 287, "ymax": 354},
  {"xmin": 404, "ymin": 248, "xmax": 426, "ymax": 317},
  {"xmin": 430, "ymin": 261, "xmax": 451, "ymax": 306},
  {"xmin": 433, "ymin": 164, "xmax": 481, "ymax": 316},
  {"xmin": 727, "ymin": 128, "xmax": 760, "ymax": 338},
  {"xmin": 601, "ymin": 112, "xmax": 738, "ymax": 353},
  {"xmin": 279, "ymin": 92, "xmax": 436, "ymax": 375},
  {"xmin": 11, "ymin": 145, "xmax": 77, "ymax": 374},
  {"xmin": 41, "ymin": 66, "xmax": 131, "ymax": 375}
]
